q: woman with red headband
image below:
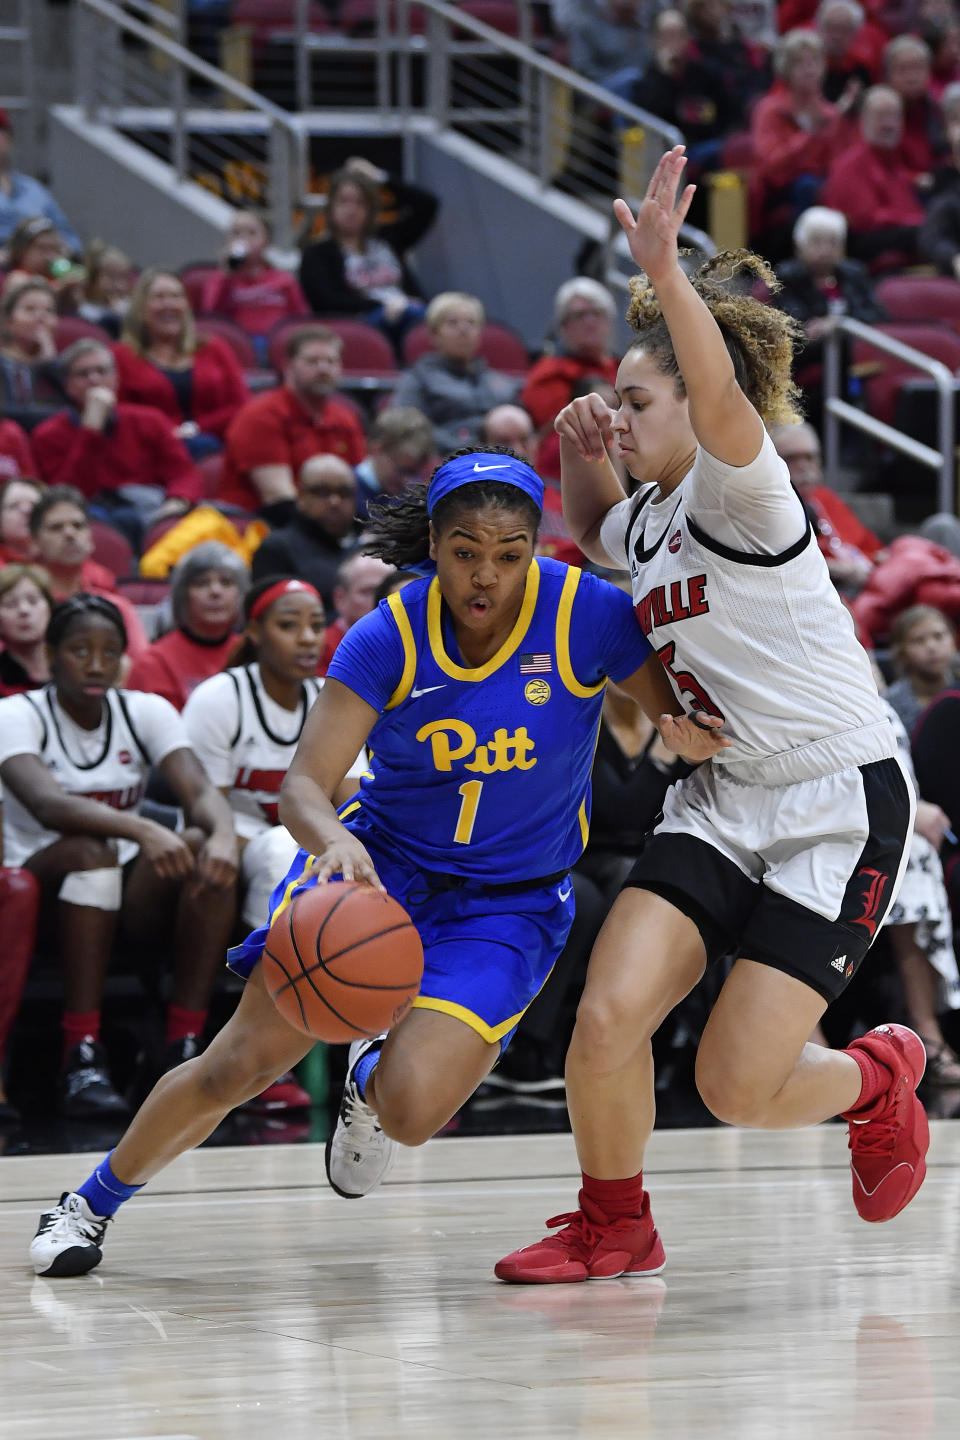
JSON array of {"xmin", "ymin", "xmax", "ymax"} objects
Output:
[{"xmin": 180, "ymin": 575, "xmax": 367, "ymax": 1110}]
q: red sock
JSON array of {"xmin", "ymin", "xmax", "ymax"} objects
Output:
[
  {"xmin": 62, "ymin": 1010, "xmax": 100, "ymax": 1061},
  {"xmin": 581, "ymin": 1170, "xmax": 646, "ymax": 1222},
  {"xmin": 166, "ymin": 1005, "xmax": 208, "ymax": 1044},
  {"xmin": 843, "ymin": 1046, "xmax": 894, "ymax": 1116}
]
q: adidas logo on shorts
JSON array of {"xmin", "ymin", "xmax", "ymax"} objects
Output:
[{"xmin": 831, "ymin": 954, "xmax": 848, "ymax": 973}]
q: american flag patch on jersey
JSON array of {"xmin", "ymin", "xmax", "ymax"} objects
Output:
[{"xmin": 519, "ymin": 652, "xmax": 552, "ymax": 674}]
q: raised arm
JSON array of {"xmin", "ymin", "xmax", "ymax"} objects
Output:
[
  {"xmin": 278, "ymin": 679, "xmax": 382, "ymax": 886},
  {"xmin": 613, "ymin": 146, "xmax": 764, "ymax": 467}
]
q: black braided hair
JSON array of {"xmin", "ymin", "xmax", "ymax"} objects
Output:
[
  {"xmin": 365, "ymin": 446, "xmax": 541, "ymax": 569},
  {"xmin": 46, "ymin": 593, "xmax": 128, "ymax": 651}
]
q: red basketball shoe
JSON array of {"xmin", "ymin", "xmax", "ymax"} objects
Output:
[
  {"xmin": 845, "ymin": 1024, "xmax": 929, "ymax": 1223},
  {"xmin": 494, "ymin": 1191, "xmax": 665, "ymax": 1284}
]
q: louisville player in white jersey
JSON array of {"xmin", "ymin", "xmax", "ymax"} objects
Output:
[{"xmin": 497, "ymin": 147, "xmax": 927, "ymax": 1285}]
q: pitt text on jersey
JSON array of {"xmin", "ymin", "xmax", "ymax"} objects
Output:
[
  {"xmin": 634, "ymin": 574, "xmax": 709, "ymax": 636},
  {"xmin": 416, "ymin": 720, "xmax": 537, "ymax": 774}
]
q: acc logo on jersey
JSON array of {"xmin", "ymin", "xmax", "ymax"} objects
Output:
[
  {"xmin": 118, "ymin": 750, "xmax": 132, "ymax": 765},
  {"xmin": 524, "ymin": 679, "xmax": 551, "ymax": 706},
  {"xmin": 668, "ymin": 529, "xmax": 683, "ymax": 554}
]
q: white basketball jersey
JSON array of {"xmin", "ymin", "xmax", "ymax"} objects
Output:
[
  {"xmin": 183, "ymin": 664, "xmax": 323, "ymax": 838},
  {"xmin": 601, "ymin": 434, "xmax": 896, "ymax": 786},
  {"xmin": 0, "ymin": 686, "xmax": 188, "ymax": 866}
]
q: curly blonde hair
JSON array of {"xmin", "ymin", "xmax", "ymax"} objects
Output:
[{"xmin": 625, "ymin": 250, "xmax": 803, "ymax": 427}]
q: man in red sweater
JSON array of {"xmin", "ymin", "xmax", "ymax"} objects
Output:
[
  {"xmin": 31, "ymin": 340, "xmax": 202, "ymax": 535},
  {"xmin": 822, "ymin": 85, "xmax": 925, "ymax": 266},
  {"xmin": 219, "ymin": 326, "xmax": 366, "ymax": 520},
  {"xmin": 773, "ymin": 422, "xmax": 882, "ymax": 591}
]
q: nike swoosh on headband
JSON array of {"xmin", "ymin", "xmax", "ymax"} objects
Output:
[{"xmin": 472, "ymin": 462, "xmax": 511, "ymax": 472}]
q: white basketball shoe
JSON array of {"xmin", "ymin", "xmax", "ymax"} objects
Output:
[{"xmin": 325, "ymin": 1036, "xmax": 397, "ymax": 1198}]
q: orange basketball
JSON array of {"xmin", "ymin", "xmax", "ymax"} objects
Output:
[{"xmin": 262, "ymin": 881, "xmax": 424, "ymax": 1043}]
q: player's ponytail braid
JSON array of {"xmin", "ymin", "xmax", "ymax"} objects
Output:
[
  {"xmin": 626, "ymin": 250, "xmax": 803, "ymax": 427},
  {"xmin": 366, "ymin": 446, "xmax": 541, "ymax": 568}
]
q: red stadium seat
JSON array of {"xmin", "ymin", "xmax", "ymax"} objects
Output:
[
  {"xmin": 338, "ymin": 0, "xmax": 426, "ymax": 36},
  {"xmin": 180, "ymin": 263, "xmax": 222, "ymax": 315},
  {"xmin": 53, "ymin": 316, "xmax": 112, "ymax": 352},
  {"xmin": 266, "ymin": 318, "xmax": 397, "ymax": 380},
  {"xmin": 402, "ymin": 320, "xmax": 529, "ymax": 375},
  {"xmin": 875, "ymin": 275, "xmax": 960, "ymax": 336},
  {"xmin": 195, "ymin": 316, "xmax": 259, "ymax": 369},
  {"xmin": 457, "ymin": 2, "xmax": 524, "ymax": 37},
  {"xmin": 852, "ymin": 322, "xmax": 960, "ymax": 426},
  {"xmin": 90, "ymin": 519, "xmax": 135, "ymax": 579},
  {"xmin": 197, "ymin": 452, "xmax": 225, "ymax": 499},
  {"xmin": 115, "ymin": 576, "xmax": 171, "ymax": 608}
]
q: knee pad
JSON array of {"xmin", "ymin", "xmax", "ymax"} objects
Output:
[
  {"xmin": 241, "ymin": 827, "xmax": 301, "ymax": 929},
  {"xmin": 59, "ymin": 867, "xmax": 123, "ymax": 911}
]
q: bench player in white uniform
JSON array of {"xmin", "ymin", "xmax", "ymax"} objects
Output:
[
  {"xmin": 497, "ymin": 148, "xmax": 925, "ymax": 1285},
  {"xmin": 182, "ymin": 575, "xmax": 366, "ymax": 1110},
  {"xmin": 0, "ymin": 594, "xmax": 237, "ymax": 1116}
]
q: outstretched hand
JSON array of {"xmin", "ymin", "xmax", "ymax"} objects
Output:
[
  {"xmin": 614, "ymin": 145, "xmax": 696, "ymax": 285},
  {"xmin": 659, "ymin": 711, "xmax": 731, "ymax": 765}
]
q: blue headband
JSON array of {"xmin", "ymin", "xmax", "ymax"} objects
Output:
[{"xmin": 426, "ymin": 451, "xmax": 544, "ymax": 517}]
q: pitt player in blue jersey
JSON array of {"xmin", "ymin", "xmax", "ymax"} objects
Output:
[{"xmin": 29, "ymin": 448, "xmax": 725, "ymax": 1278}]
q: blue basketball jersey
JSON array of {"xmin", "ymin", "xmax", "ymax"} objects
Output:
[{"xmin": 327, "ymin": 557, "xmax": 651, "ymax": 884}]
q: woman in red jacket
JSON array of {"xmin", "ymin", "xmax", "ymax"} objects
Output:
[{"xmin": 112, "ymin": 270, "xmax": 249, "ymax": 457}]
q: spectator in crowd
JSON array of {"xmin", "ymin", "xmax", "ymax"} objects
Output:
[
  {"xmin": 883, "ymin": 34, "xmax": 943, "ymax": 175},
  {"xmin": 112, "ymin": 269, "xmax": 249, "ymax": 456},
  {"xmin": 298, "ymin": 157, "xmax": 438, "ymax": 350},
  {"xmin": 923, "ymin": 15, "xmax": 960, "ymax": 99},
  {"xmin": 0, "ymin": 108, "xmax": 81, "ymax": 254},
  {"xmin": 181, "ymin": 575, "xmax": 366, "ymax": 1111},
  {"xmin": 0, "ymin": 474, "xmax": 42, "ymax": 562},
  {"xmin": 816, "ymin": 0, "xmax": 879, "ymax": 106},
  {"xmin": 77, "ymin": 242, "xmax": 135, "ymax": 340},
  {"xmin": 126, "ymin": 541, "xmax": 248, "ymax": 710},
  {"xmin": 0, "ymin": 417, "xmax": 35, "ymax": 483},
  {"xmin": 623, "ymin": 10, "xmax": 733, "ymax": 171},
  {"xmin": 0, "ymin": 563, "xmax": 52, "ymax": 697},
  {"xmin": 250, "ymin": 455, "xmax": 361, "ymax": 611},
  {"xmin": 552, "ymin": 0, "xmax": 664, "ymax": 83},
  {"xmin": 772, "ymin": 422, "xmax": 882, "ymax": 589},
  {"xmin": 920, "ymin": 112, "xmax": 960, "ymax": 272},
  {"xmin": 318, "ymin": 550, "xmax": 394, "ymax": 672},
  {"xmin": 481, "ymin": 403, "xmax": 538, "ymax": 464},
  {"xmin": 28, "ymin": 486, "xmax": 149, "ymax": 663},
  {"xmin": 822, "ymin": 85, "xmax": 926, "ymax": 266},
  {"xmin": 389, "ymin": 292, "xmax": 519, "ymax": 455},
  {"xmin": 751, "ymin": 30, "xmax": 859, "ymax": 228},
  {"xmin": 202, "ymin": 210, "xmax": 308, "ymax": 358},
  {"xmin": 219, "ymin": 326, "xmax": 366, "ymax": 520},
  {"xmin": 0, "ymin": 279, "xmax": 65, "ymax": 413},
  {"xmin": 773, "ymin": 207, "xmax": 886, "ymax": 416},
  {"xmin": 3, "ymin": 216, "xmax": 84, "ymax": 310},
  {"xmin": 884, "ymin": 604, "xmax": 960, "ymax": 734},
  {"xmin": 685, "ymin": 0, "xmax": 771, "ymax": 130},
  {"xmin": 0, "ymin": 594, "xmax": 237, "ymax": 1114},
  {"xmin": 353, "ymin": 406, "xmax": 434, "ymax": 517},
  {"xmin": 31, "ymin": 340, "xmax": 203, "ymax": 542},
  {"xmin": 882, "ymin": 699, "xmax": 960, "ymax": 1085},
  {"xmin": 521, "ymin": 278, "xmax": 619, "ymax": 437}
]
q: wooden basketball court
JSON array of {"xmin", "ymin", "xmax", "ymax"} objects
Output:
[{"xmin": 2, "ymin": 1123, "xmax": 959, "ymax": 1439}]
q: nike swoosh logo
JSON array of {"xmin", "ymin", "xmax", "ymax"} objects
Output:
[
  {"xmin": 558, "ymin": 882, "xmax": 572, "ymax": 902},
  {"xmin": 472, "ymin": 462, "xmax": 510, "ymax": 472},
  {"xmin": 410, "ymin": 684, "xmax": 446, "ymax": 699}
]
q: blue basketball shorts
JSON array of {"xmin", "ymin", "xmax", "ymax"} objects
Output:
[{"xmin": 227, "ymin": 817, "xmax": 575, "ymax": 1049}]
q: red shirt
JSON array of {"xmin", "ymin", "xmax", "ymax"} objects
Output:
[
  {"xmin": 808, "ymin": 484, "xmax": 882, "ymax": 562},
  {"xmin": 521, "ymin": 354, "xmax": 620, "ymax": 432},
  {"xmin": 125, "ymin": 628, "xmax": 239, "ymax": 711},
  {"xmin": 750, "ymin": 86, "xmax": 854, "ymax": 190},
  {"xmin": 822, "ymin": 140, "xmax": 925, "ymax": 233},
  {"xmin": 111, "ymin": 336, "xmax": 249, "ymax": 438},
  {"xmin": 219, "ymin": 386, "xmax": 367, "ymax": 512},
  {"xmin": 31, "ymin": 403, "xmax": 203, "ymax": 503},
  {"xmin": 0, "ymin": 418, "xmax": 35, "ymax": 480},
  {"xmin": 201, "ymin": 267, "xmax": 309, "ymax": 336},
  {"xmin": 318, "ymin": 617, "xmax": 346, "ymax": 676}
]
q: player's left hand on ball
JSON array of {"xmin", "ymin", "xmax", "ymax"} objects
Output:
[
  {"xmin": 659, "ymin": 711, "xmax": 731, "ymax": 763},
  {"xmin": 309, "ymin": 832, "xmax": 385, "ymax": 890}
]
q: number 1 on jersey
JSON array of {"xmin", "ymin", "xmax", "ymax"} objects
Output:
[{"xmin": 454, "ymin": 780, "xmax": 483, "ymax": 844}]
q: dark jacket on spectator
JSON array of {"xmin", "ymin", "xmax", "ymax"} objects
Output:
[
  {"xmin": 629, "ymin": 52, "xmax": 731, "ymax": 145},
  {"xmin": 390, "ymin": 352, "xmax": 518, "ymax": 455},
  {"xmin": 920, "ymin": 189, "xmax": 960, "ymax": 274},
  {"xmin": 298, "ymin": 178, "xmax": 438, "ymax": 316},
  {"xmin": 774, "ymin": 257, "xmax": 887, "ymax": 327},
  {"xmin": 250, "ymin": 513, "xmax": 359, "ymax": 614}
]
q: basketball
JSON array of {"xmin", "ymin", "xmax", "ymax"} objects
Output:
[{"xmin": 262, "ymin": 881, "xmax": 424, "ymax": 1043}]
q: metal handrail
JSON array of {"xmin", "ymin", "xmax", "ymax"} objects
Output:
[
  {"xmin": 823, "ymin": 317, "xmax": 956, "ymax": 514},
  {"xmin": 74, "ymin": 0, "xmax": 305, "ymax": 247}
]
